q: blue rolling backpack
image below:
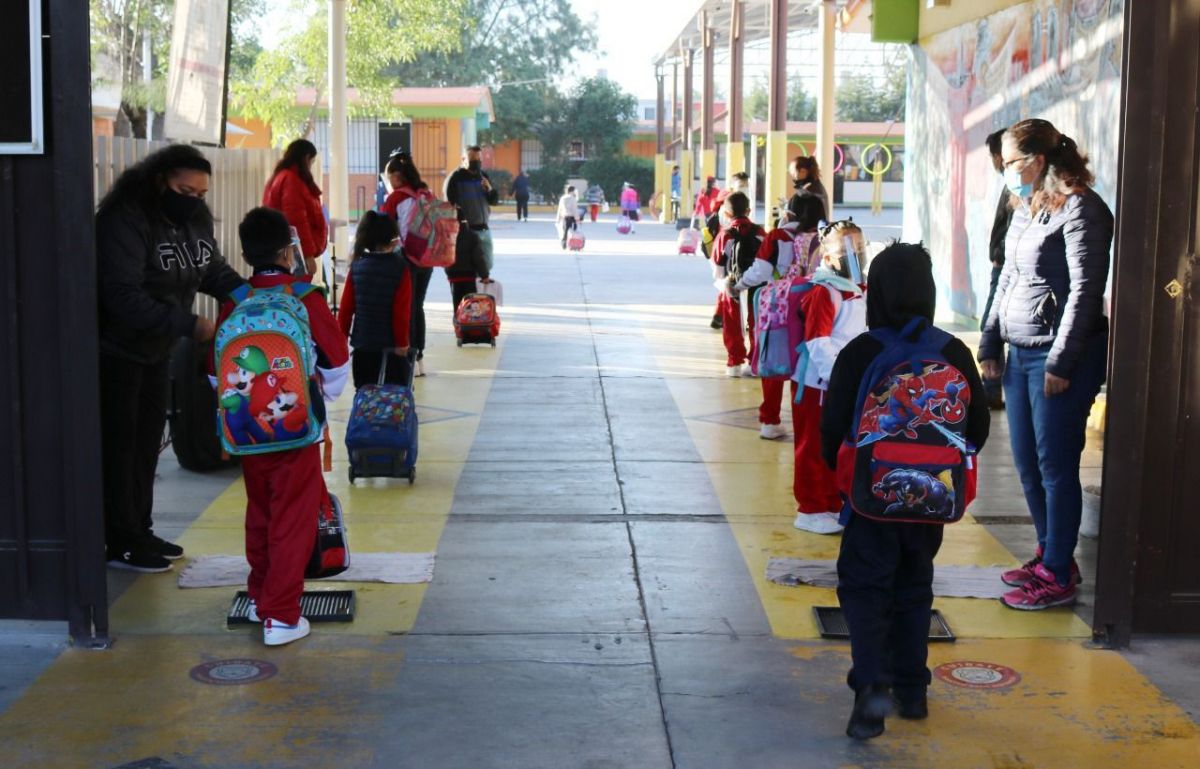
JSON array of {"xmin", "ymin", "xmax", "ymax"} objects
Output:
[{"xmin": 345, "ymin": 351, "xmax": 418, "ymax": 484}]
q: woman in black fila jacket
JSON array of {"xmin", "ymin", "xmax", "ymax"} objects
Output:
[{"xmin": 95, "ymin": 144, "xmax": 245, "ymax": 574}]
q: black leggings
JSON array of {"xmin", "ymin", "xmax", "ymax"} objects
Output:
[
  {"xmin": 100, "ymin": 353, "xmax": 168, "ymax": 552},
  {"xmin": 560, "ymin": 216, "xmax": 577, "ymax": 247},
  {"xmin": 352, "ymin": 349, "xmax": 412, "ymax": 388},
  {"xmin": 515, "ymin": 195, "xmax": 529, "ymax": 220}
]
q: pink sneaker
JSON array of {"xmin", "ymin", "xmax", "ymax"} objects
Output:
[
  {"xmin": 1001, "ymin": 563, "xmax": 1077, "ymax": 610},
  {"xmin": 1001, "ymin": 549, "xmax": 1082, "ymax": 587}
]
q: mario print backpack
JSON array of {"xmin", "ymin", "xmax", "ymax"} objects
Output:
[
  {"xmin": 835, "ymin": 317, "xmax": 978, "ymax": 524},
  {"xmin": 214, "ymin": 283, "xmax": 322, "ymax": 455}
]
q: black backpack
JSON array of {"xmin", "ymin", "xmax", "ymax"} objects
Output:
[{"xmin": 727, "ymin": 225, "xmax": 763, "ymax": 280}]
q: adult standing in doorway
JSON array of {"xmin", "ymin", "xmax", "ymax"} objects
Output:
[
  {"xmin": 978, "ymin": 118, "xmax": 1112, "ymax": 611},
  {"xmin": 512, "ymin": 168, "xmax": 531, "ymax": 222},
  {"xmin": 445, "ymin": 145, "xmax": 500, "ymax": 272},
  {"xmin": 95, "ymin": 144, "xmax": 246, "ymax": 572},
  {"xmin": 981, "ymin": 129, "xmax": 1013, "ymax": 409},
  {"xmin": 381, "ymin": 152, "xmax": 432, "ymax": 377},
  {"xmin": 790, "ymin": 156, "xmax": 830, "ymax": 224},
  {"xmin": 262, "ymin": 138, "xmax": 326, "ymax": 276}
]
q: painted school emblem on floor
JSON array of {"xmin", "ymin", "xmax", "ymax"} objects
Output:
[
  {"xmin": 934, "ymin": 661, "xmax": 1021, "ymax": 689},
  {"xmin": 189, "ymin": 659, "xmax": 278, "ymax": 686}
]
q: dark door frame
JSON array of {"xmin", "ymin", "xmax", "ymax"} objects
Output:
[{"xmin": 1094, "ymin": 0, "xmax": 1199, "ymax": 646}]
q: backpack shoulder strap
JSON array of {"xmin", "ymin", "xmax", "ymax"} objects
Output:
[
  {"xmin": 290, "ymin": 282, "xmax": 318, "ymax": 301},
  {"xmin": 229, "ymin": 283, "xmax": 254, "ymax": 305}
]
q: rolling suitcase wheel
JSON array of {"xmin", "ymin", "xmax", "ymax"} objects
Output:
[
  {"xmin": 408, "ymin": 467, "xmax": 416, "ymax": 485},
  {"xmin": 457, "ymin": 338, "xmax": 463, "ymax": 347}
]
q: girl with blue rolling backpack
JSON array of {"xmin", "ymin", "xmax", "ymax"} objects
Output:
[{"xmin": 338, "ymin": 211, "xmax": 419, "ymax": 483}]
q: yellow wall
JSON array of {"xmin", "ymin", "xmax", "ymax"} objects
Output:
[{"xmin": 919, "ymin": 0, "xmax": 1027, "ymax": 41}]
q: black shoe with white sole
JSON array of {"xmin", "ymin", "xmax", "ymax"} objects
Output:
[
  {"xmin": 107, "ymin": 548, "xmax": 172, "ymax": 573},
  {"xmin": 147, "ymin": 534, "xmax": 184, "ymax": 560}
]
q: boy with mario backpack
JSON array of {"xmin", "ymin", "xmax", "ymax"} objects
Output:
[
  {"xmin": 819, "ymin": 242, "xmax": 989, "ymax": 740},
  {"xmin": 214, "ymin": 207, "xmax": 351, "ymax": 647}
]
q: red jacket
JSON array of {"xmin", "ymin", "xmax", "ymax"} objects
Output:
[{"xmin": 263, "ymin": 168, "xmax": 328, "ymax": 259}]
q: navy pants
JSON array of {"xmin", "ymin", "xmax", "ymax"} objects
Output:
[
  {"xmin": 409, "ymin": 266, "xmax": 433, "ymax": 358},
  {"xmin": 1003, "ymin": 333, "xmax": 1107, "ymax": 584},
  {"xmin": 837, "ymin": 513, "xmax": 944, "ymax": 699}
]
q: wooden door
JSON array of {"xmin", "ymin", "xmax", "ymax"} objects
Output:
[
  {"xmin": 412, "ymin": 119, "xmax": 449, "ymax": 196},
  {"xmin": 1095, "ymin": 0, "xmax": 1200, "ymax": 641}
]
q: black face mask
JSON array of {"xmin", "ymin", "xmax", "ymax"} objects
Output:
[
  {"xmin": 792, "ymin": 178, "xmax": 804, "ymax": 190},
  {"xmin": 162, "ymin": 188, "xmax": 204, "ymax": 226},
  {"xmin": 467, "ymin": 160, "xmax": 482, "ymax": 173}
]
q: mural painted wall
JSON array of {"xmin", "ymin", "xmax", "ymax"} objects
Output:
[{"xmin": 903, "ymin": 0, "xmax": 1124, "ymax": 320}]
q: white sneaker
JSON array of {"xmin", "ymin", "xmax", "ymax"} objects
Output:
[
  {"xmin": 740, "ymin": 364, "xmax": 755, "ymax": 377},
  {"xmin": 247, "ymin": 600, "xmax": 260, "ymax": 623},
  {"xmin": 263, "ymin": 616, "xmax": 310, "ymax": 646},
  {"xmin": 726, "ymin": 365, "xmax": 744, "ymax": 378},
  {"xmin": 415, "ymin": 359, "xmax": 426, "ymax": 377},
  {"xmin": 793, "ymin": 512, "xmax": 844, "ymax": 535},
  {"xmin": 759, "ymin": 423, "xmax": 787, "ymax": 440}
]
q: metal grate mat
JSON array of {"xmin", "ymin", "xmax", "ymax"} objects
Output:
[
  {"xmin": 227, "ymin": 590, "xmax": 356, "ymax": 627},
  {"xmin": 812, "ymin": 606, "xmax": 955, "ymax": 642}
]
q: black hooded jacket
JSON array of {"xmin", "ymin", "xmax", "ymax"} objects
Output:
[
  {"xmin": 819, "ymin": 244, "xmax": 990, "ymax": 469},
  {"xmin": 96, "ymin": 202, "xmax": 244, "ymax": 364}
]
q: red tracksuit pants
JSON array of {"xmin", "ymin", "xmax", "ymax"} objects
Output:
[
  {"xmin": 792, "ymin": 382, "xmax": 842, "ymax": 514},
  {"xmin": 242, "ymin": 445, "xmax": 324, "ymax": 625},
  {"xmin": 719, "ymin": 292, "xmax": 753, "ymax": 366}
]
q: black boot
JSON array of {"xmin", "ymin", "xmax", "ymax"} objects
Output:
[
  {"xmin": 846, "ymin": 684, "xmax": 891, "ymax": 740},
  {"xmin": 895, "ymin": 692, "xmax": 928, "ymax": 720},
  {"xmin": 710, "ymin": 313, "xmax": 723, "ymax": 330}
]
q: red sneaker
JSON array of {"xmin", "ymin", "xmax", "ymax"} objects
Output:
[{"xmin": 1001, "ymin": 563, "xmax": 1077, "ymax": 610}]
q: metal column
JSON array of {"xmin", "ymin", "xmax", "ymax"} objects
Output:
[
  {"xmin": 656, "ymin": 64, "xmax": 668, "ymax": 222},
  {"xmin": 671, "ymin": 61, "xmax": 679, "ymax": 160},
  {"xmin": 700, "ymin": 12, "xmax": 716, "ymax": 187},
  {"xmin": 765, "ymin": 0, "xmax": 789, "ymax": 224},
  {"xmin": 817, "ymin": 0, "xmax": 837, "ymax": 219},
  {"xmin": 681, "ymin": 46, "xmax": 695, "ymax": 222},
  {"xmin": 726, "ymin": 0, "xmax": 746, "ymax": 186},
  {"xmin": 328, "ymin": 0, "xmax": 350, "ymax": 256}
]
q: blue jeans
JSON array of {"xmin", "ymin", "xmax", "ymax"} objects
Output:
[{"xmin": 1002, "ymin": 333, "xmax": 1107, "ymax": 585}]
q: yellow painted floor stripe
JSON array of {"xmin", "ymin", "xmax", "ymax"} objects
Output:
[
  {"xmin": 109, "ymin": 304, "xmax": 501, "ymax": 636},
  {"xmin": 635, "ymin": 302, "xmax": 1091, "ymax": 640}
]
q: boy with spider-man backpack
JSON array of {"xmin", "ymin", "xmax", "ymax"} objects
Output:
[{"xmin": 820, "ymin": 242, "xmax": 989, "ymax": 740}]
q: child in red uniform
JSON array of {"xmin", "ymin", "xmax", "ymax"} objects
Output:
[
  {"xmin": 338, "ymin": 211, "xmax": 413, "ymax": 387},
  {"xmin": 218, "ymin": 208, "xmax": 350, "ymax": 646},
  {"xmin": 711, "ymin": 191, "xmax": 765, "ymax": 378},
  {"xmin": 733, "ymin": 195, "xmax": 826, "ymax": 440},
  {"xmin": 789, "ymin": 222, "xmax": 867, "ymax": 534}
]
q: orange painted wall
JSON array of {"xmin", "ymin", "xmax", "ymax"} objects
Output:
[
  {"xmin": 93, "ymin": 118, "xmax": 115, "ymax": 137},
  {"xmin": 227, "ymin": 117, "xmax": 273, "ymax": 149},
  {"xmin": 624, "ymin": 139, "xmax": 657, "ymax": 159},
  {"xmin": 490, "ymin": 140, "xmax": 522, "ymax": 176}
]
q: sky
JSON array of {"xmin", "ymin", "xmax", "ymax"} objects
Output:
[{"xmin": 257, "ymin": 0, "xmax": 690, "ymax": 102}]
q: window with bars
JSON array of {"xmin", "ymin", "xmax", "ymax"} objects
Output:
[
  {"xmin": 312, "ymin": 118, "xmax": 381, "ymax": 174},
  {"xmin": 520, "ymin": 139, "xmax": 543, "ymax": 171}
]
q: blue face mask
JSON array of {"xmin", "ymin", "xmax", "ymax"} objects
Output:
[{"xmin": 1004, "ymin": 166, "xmax": 1033, "ymax": 199}]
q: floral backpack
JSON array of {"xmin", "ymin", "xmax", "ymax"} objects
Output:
[{"xmin": 754, "ymin": 231, "xmax": 821, "ymax": 378}]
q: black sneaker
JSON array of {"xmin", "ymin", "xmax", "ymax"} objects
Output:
[
  {"xmin": 147, "ymin": 534, "xmax": 184, "ymax": 560},
  {"xmin": 710, "ymin": 313, "xmax": 723, "ymax": 330},
  {"xmin": 107, "ymin": 548, "xmax": 172, "ymax": 573},
  {"xmin": 846, "ymin": 685, "xmax": 891, "ymax": 740}
]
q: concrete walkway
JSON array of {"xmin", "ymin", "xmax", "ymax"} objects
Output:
[{"xmin": 2, "ymin": 212, "xmax": 1197, "ymax": 768}]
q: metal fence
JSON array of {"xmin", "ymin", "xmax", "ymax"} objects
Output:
[{"xmin": 92, "ymin": 136, "xmax": 278, "ymax": 319}]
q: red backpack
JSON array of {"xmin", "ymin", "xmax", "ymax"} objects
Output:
[{"xmin": 836, "ymin": 318, "xmax": 978, "ymax": 524}]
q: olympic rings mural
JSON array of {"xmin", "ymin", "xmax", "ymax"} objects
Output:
[{"xmin": 751, "ymin": 139, "xmax": 898, "ymax": 177}]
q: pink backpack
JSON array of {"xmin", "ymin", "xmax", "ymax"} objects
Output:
[
  {"xmin": 404, "ymin": 189, "xmax": 459, "ymax": 268},
  {"xmin": 753, "ymin": 232, "xmax": 820, "ymax": 378}
]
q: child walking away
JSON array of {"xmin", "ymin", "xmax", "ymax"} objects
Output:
[
  {"xmin": 711, "ymin": 191, "xmax": 765, "ymax": 378},
  {"xmin": 619, "ymin": 183, "xmax": 640, "ymax": 233},
  {"xmin": 446, "ymin": 225, "xmax": 490, "ymax": 311},
  {"xmin": 380, "ymin": 152, "xmax": 432, "ymax": 376},
  {"xmin": 338, "ymin": 211, "xmax": 414, "ymax": 388},
  {"xmin": 556, "ymin": 185, "xmax": 580, "ymax": 250},
  {"xmin": 820, "ymin": 243, "xmax": 989, "ymax": 739},
  {"xmin": 216, "ymin": 208, "xmax": 350, "ymax": 646},
  {"xmin": 732, "ymin": 194, "xmax": 826, "ymax": 440}
]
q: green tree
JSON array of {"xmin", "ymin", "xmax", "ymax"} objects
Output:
[
  {"xmin": 579, "ymin": 155, "xmax": 654, "ymax": 205},
  {"xmin": 836, "ymin": 68, "xmax": 906, "ymax": 122},
  {"xmin": 230, "ymin": 0, "xmax": 468, "ymax": 144},
  {"xmin": 90, "ymin": 0, "xmax": 265, "ymax": 137},
  {"xmin": 387, "ymin": 0, "xmax": 598, "ymax": 144},
  {"xmin": 567, "ymin": 78, "xmax": 637, "ymax": 160},
  {"xmin": 743, "ymin": 77, "xmax": 816, "ymax": 123}
]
